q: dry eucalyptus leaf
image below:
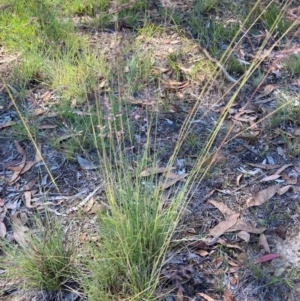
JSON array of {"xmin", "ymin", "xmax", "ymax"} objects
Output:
[
  {"xmin": 281, "ymin": 173, "xmax": 297, "ymax": 185},
  {"xmin": 277, "ymin": 185, "xmax": 291, "ymax": 195},
  {"xmin": 237, "ymin": 231, "xmax": 250, "ymax": 242},
  {"xmin": 246, "ymin": 185, "xmax": 279, "ymax": 207},
  {"xmin": 275, "ymin": 163, "xmax": 293, "ymax": 175},
  {"xmin": 197, "ymin": 293, "xmax": 215, "ymax": 301},
  {"xmin": 140, "ymin": 166, "xmax": 174, "ymax": 177},
  {"xmin": 227, "ymin": 220, "xmax": 266, "ymax": 234},
  {"xmin": 236, "ymin": 174, "xmax": 243, "ymax": 186},
  {"xmin": 14, "ymin": 140, "xmax": 26, "ymax": 157},
  {"xmin": 223, "ymin": 289, "xmax": 236, "ymax": 301},
  {"xmin": 159, "ymin": 173, "xmax": 188, "ymax": 190},
  {"xmin": 176, "ymin": 287, "xmax": 183, "ymax": 301},
  {"xmin": 209, "ymin": 213, "xmax": 239, "ymax": 238},
  {"xmin": 195, "ymin": 250, "xmax": 209, "ymax": 257},
  {"xmin": 217, "ymin": 239, "xmax": 244, "ymax": 251},
  {"xmin": 247, "ymin": 163, "xmax": 280, "ymax": 169},
  {"xmin": 208, "ymin": 200, "xmax": 236, "ymax": 217},
  {"xmin": 259, "ymin": 234, "xmax": 271, "ymax": 253},
  {"xmin": 260, "ymin": 174, "xmax": 281, "ymax": 182}
]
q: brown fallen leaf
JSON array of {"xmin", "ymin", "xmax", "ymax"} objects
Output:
[
  {"xmin": 236, "ymin": 174, "xmax": 243, "ymax": 186},
  {"xmin": 140, "ymin": 166, "xmax": 174, "ymax": 177},
  {"xmin": 11, "ymin": 214, "xmax": 29, "ymax": 247},
  {"xmin": 228, "ymin": 266, "xmax": 241, "ymax": 273},
  {"xmin": 176, "ymin": 287, "xmax": 183, "ymax": 301},
  {"xmin": 162, "ymin": 79, "xmax": 189, "ymax": 90},
  {"xmin": 247, "ymin": 163, "xmax": 281, "ymax": 169},
  {"xmin": 195, "ymin": 250, "xmax": 209, "ymax": 257},
  {"xmin": 14, "ymin": 140, "xmax": 26, "ymax": 156},
  {"xmin": 209, "ymin": 213, "xmax": 239, "ymax": 238},
  {"xmin": 236, "ymin": 252, "xmax": 248, "ymax": 263},
  {"xmin": 275, "ymin": 163, "xmax": 293, "ymax": 175},
  {"xmin": 223, "ymin": 289, "xmax": 235, "ymax": 301},
  {"xmin": 159, "ymin": 173, "xmax": 188, "ymax": 190},
  {"xmin": 23, "ymin": 176, "xmax": 39, "ymax": 208},
  {"xmin": 277, "ymin": 185, "xmax": 291, "ymax": 195},
  {"xmin": 246, "ymin": 185, "xmax": 279, "ymax": 207},
  {"xmin": 208, "ymin": 200, "xmax": 236, "ymax": 217},
  {"xmin": 187, "ymin": 240, "xmax": 209, "ymax": 250},
  {"xmin": 197, "ymin": 292, "xmax": 215, "ymax": 301},
  {"xmin": 281, "ymin": 173, "xmax": 297, "ymax": 185},
  {"xmin": 227, "ymin": 220, "xmax": 266, "ymax": 234},
  {"xmin": 260, "ymin": 174, "xmax": 281, "ymax": 182},
  {"xmin": 259, "ymin": 234, "xmax": 270, "ymax": 253},
  {"xmin": 83, "ymin": 197, "xmax": 96, "ymax": 212},
  {"xmin": 217, "ymin": 239, "xmax": 244, "ymax": 251},
  {"xmin": 227, "ymin": 259, "xmax": 240, "ymax": 267},
  {"xmin": 237, "ymin": 231, "xmax": 250, "ymax": 242}
]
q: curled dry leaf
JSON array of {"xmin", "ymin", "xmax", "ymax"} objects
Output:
[
  {"xmin": 237, "ymin": 231, "xmax": 250, "ymax": 242},
  {"xmin": 209, "ymin": 213, "xmax": 239, "ymax": 238},
  {"xmin": 195, "ymin": 250, "xmax": 209, "ymax": 257},
  {"xmin": 236, "ymin": 174, "xmax": 243, "ymax": 186},
  {"xmin": 259, "ymin": 234, "xmax": 270, "ymax": 253}
]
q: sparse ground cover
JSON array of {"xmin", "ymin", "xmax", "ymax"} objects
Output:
[{"xmin": 0, "ymin": 0, "xmax": 300, "ymax": 300}]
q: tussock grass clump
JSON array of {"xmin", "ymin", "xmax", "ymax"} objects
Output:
[{"xmin": 0, "ymin": 214, "xmax": 78, "ymax": 293}]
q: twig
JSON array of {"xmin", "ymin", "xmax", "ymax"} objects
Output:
[
  {"xmin": 201, "ymin": 48, "xmax": 238, "ymax": 84},
  {"xmin": 66, "ymin": 185, "xmax": 104, "ymax": 214}
]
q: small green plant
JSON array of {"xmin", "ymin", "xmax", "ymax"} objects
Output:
[
  {"xmin": 285, "ymin": 54, "xmax": 300, "ymax": 77},
  {"xmin": 0, "ymin": 214, "xmax": 78, "ymax": 293},
  {"xmin": 259, "ymin": 2, "xmax": 291, "ymax": 34},
  {"xmin": 226, "ymin": 56, "xmax": 247, "ymax": 75},
  {"xmin": 192, "ymin": 0, "xmax": 219, "ymax": 14}
]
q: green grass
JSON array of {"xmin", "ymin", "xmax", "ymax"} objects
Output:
[
  {"xmin": 0, "ymin": 213, "xmax": 78, "ymax": 292},
  {"xmin": 0, "ymin": 0, "xmax": 299, "ymax": 300},
  {"xmin": 285, "ymin": 53, "xmax": 300, "ymax": 76}
]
